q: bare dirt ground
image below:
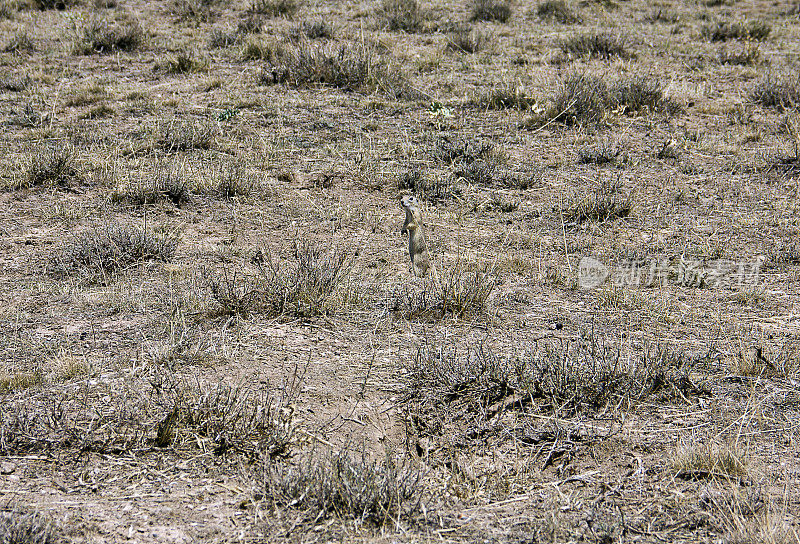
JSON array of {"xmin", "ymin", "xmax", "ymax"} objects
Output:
[{"xmin": 1, "ymin": 0, "xmax": 800, "ymax": 541}]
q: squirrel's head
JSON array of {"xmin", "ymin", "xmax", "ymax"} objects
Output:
[{"xmin": 400, "ymin": 194, "xmax": 419, "ymax": 211}]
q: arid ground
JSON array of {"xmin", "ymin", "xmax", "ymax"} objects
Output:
[{"xmin": 1, "ymin": 0, "xmax": 800, "ymax": 541}]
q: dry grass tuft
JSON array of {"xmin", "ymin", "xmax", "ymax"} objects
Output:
[
  {"xmin": 49, "ymin": 224, "xmax": 179, "ymax": 279},
  {"xmin": 403, "ymin": 337, "xmax": 702, "ymax": 451},
  {"xmin": 260, "ymin": 40, "xmax": 413, "ymax": 98},
  {"xmin": 111, "ymin": 166, "xmax": 189, "ymax": 207},
  {"xmin": 673, "ymin": 440, "xmax": 749, "ymax": 479},
  {"xmin": 73, "ymin": 15, "xmax": 145, "ymax": 54},
  {"xmin": 397, "ymin": 169, "xmax": 462, "ymax": 201},
  {"xmin": 260, "ymin": 449, "xmax": 426, "ymax": 527},
  {"xmin": 23, "ymin": 145, "xmax": 82, "ymax": 190},
  {"xmin": 612, "ymin": 75, "xmax": 682, "ymax": 115},
  {"xmin": 392, "ymin": 261, "xmax": 495, "ymax": 319},
  {"xmin": 0, "ymin": 507, "xmax": 61, "ymax": 544},
  {"xmin": 445, "ymin": 25, "xmax": 488, "ymax": 53},
  {"xmin": 560, "ymin": 32, "xmax": 631, "ymax": 59},
  {"xmin": 3, "ymin": 29, "xmax": 33, "ymax": 53},
  {"xmin": 561, "ymin": 177, "xmax": 632, "ymax": 223},
  {"xmin": 750, "ymin": 73, "xmax": 800, "ymax": 110},
  {"xmin": 157, "ymin": 118, "xmax": 217, "ymax": 151},
  {"xmin": 701, "ymin": 20, "xmax": 771, "ymax": 42},
  {"xmin": 469, "ymin": 0, "xmax": 512, "ymax": 23},
  {"xmin": 33, "ymin": 0, "xmax": 79, "ymax": 9},
  {"xmin": 376, "ymin": 0, "xmax": 426, "ymax": 32},
  {"xmin": 535, "ymin": 0, "xmax": 582, "ymax": 23},
  {"xmin": 162, "ymin": 50, "xmax": 209, "ymax": 73},
  {"xmin": 718, "ymin": 42, "xmax": 761, "ymax": 65},
  {"xmin": 550, "ymin": 72, "xmax": 610, "ymax": 125},
  {"xmin": 203, "ymin": 242, "xmax": 355, "ymax": 318},
  {"xmin": 247, "ymin": 0, "xmax": 298, "ymax": 18},
  {"xmin": 0, "ymin": 370, "xmax": 295, "ymax": 458},
  {"xmin": 288, "ymin": 19, "xmax": 334, "ymax": 40},
  {"xmin": 481, "ymin": 83, "xmax": 535, "ymax": 110}
]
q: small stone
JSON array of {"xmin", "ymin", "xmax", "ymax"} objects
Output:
[{"xmin": 0, "ymin": 462, "xmax": 15, "ymax": 475}]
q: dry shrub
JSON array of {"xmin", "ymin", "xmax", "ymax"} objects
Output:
[
  {"xmin": 111, "ymin": 166, "xmax": 189, "ymax": 207},
  {"xmin": 701, "ymin": 20, "xmax": 771, "ymax": 42},
  {"xmin": 750, "ymin": 73, "xmax": 800, "ymax": 111},
  {"xmin": 560, "ymin": 177, "xmax": 632, "ymax": 223},
  {"xmin": 376, "ymin": 0, "xmax": 426, "ymax": 32},
  {"xmin": 248, "ymin": 0, "xmax": 298, "ymax": 17},
  {"xmin": 560, "ymin": 32, "xmax": 631, "ymax": 59},
  {"xmin": 261, "ymin": 449, "xmax": 426, "ymax": 526},
  {"xmin": 392, "ymin": 261, "xmax": 495, "ymax": 319},
  {"xmin": 469, "ymin": 0, "xmax": 512, "ymax": 22},
  {"xmin": 73, "ymin": 15, "xmax": 144, "ymax": 54},
  {"xmin": 536, "ymin": 0, "xmax": 581, "ymax": 23},
  {"xmin": 260, "ymin": 40, "xmax": 414, "ymax": 98},
  {"xmin": 0, "ymin": 507, "xmax": 61, "ymax": 544},
  {"xmin": 203, "ymin": 242, "xmax": 355, "ymax": 318},
  {"xmin": 24, "ymin": 145, "xmax": 82, "ymax": 189},
  {"xmin": 445, "ymin": 25, "xmax": 488, "ymax": 53},
  {"xmin": 49, "ymin": 224, "xmax": 179, "ymax": 278}
]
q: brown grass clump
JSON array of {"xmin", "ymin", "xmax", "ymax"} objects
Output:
[
  {"xmin": 260, "ymin": 40, "xmax": 413, "ymax": 98},
  {"xmin": 157, "ymin": 118, "xmax": 217, "ymax": 151},
  {"xmin": 24, "ymin": 145, "xmax": 82, "ymax": 189},
  {"xmin": 260, "ymin": 449, "xmax": 426, "ymax": 527},
  {"xmin": 3, "ymin": 29, "xmax": 33, "ymax": 53},
  {"xmin": 403, "ymin": 338, "xmax": 701, "ymax": 449},
  {"xmin": 173, "ymin": 0, "xmax": 218, "ymax": 23},
  {"xmin": 33, "ymin": 0, "xmax": 79, "ymax": 9},
  {"xmin": 612, "ymin": 75, "xmax": 681, "ymax": 115},
  {"xmin": 392, "ymin": 261, "xmax": 495, "ymax": 319},
  {"xmin": 376, "ymin": 0, "xmax": 426, "ymax": 32},
  {"xmin": 550, "ymin": 72, "xmax": 611, "ymax": 125},
  {"xmin": 204, "ymin": 242, "xmax": 355, "ymax": 318},
  {"xmin": 469, "ymin": 0, "xmax": 512, "ymax": 22},
  {"xmin": 535, "ymin": 0, "xmax": 581, "ymax": 24},
  {"xmin": 247, "ymin": 0, "xmax": 298, "ymax": 18},
  {"xmin": 701, "ymin": 20, "xmax": 771, "ymax": 42},
  {"xmin": 445, "ymin": 25, "xmax": 488, "ymax": 53},
  {"xmin": 0, "ymin": 507, "xmax": 61, "ymax": 544},
  {"xmin": 717, "ymin": 42, "xmax": 761, "ymax": 65},
  {"xmin": 0, "ymin": 370, "xmax": 295, "ymax": 458},
  {"xmin": 673, "ymin": 441, "xmax": 749, "ymax": 479},
  {"xmin": 397, "ymin": 169, "xmax": 462, "ymax": 202},
  {"xmin": 750, "ymin": 73, "xmax": 800, "ymax": 110},
  {"xmin": 72, "ymin": 15, "xmax": 145, "ymax": 54},
  {"xmin": 111, "ymin": 167, "xmax": 189, "ymax": 207},
  {"xmin": 161, "ymin": 50, "xmax": 209, "ymax": 73},
  {"xmin": 288, "ymin": 19, "xmax": 334, "ymax": 40},
  {"xmin": 560, "ymin": 32, "xmax": 631, "ymax": 59},
  {"xmin": 49, "ymin": 224, "xmax": 179, "ymax": 279},
  {"xmin": 560, "ymin": 177, "xmax": 632, "ymax": 223}
]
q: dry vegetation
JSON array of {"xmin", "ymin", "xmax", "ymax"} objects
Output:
[{"xmin": 1, "ymin": 0, "xmax": 800, "ymax": 542}]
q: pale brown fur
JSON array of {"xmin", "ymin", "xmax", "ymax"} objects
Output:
[{"xmin": 400, "ymin": 195, "xmax": 432, "ymax": 277}]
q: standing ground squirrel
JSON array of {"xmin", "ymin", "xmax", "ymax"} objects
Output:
[{"xmin": 400, "ymin": 195, "xmax": 432, "ymax": 277}]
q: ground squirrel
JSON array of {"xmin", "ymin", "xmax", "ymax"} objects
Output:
[{"xmin": 400, "ymin": 195, "xmax": 432, "ymax": 277}]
